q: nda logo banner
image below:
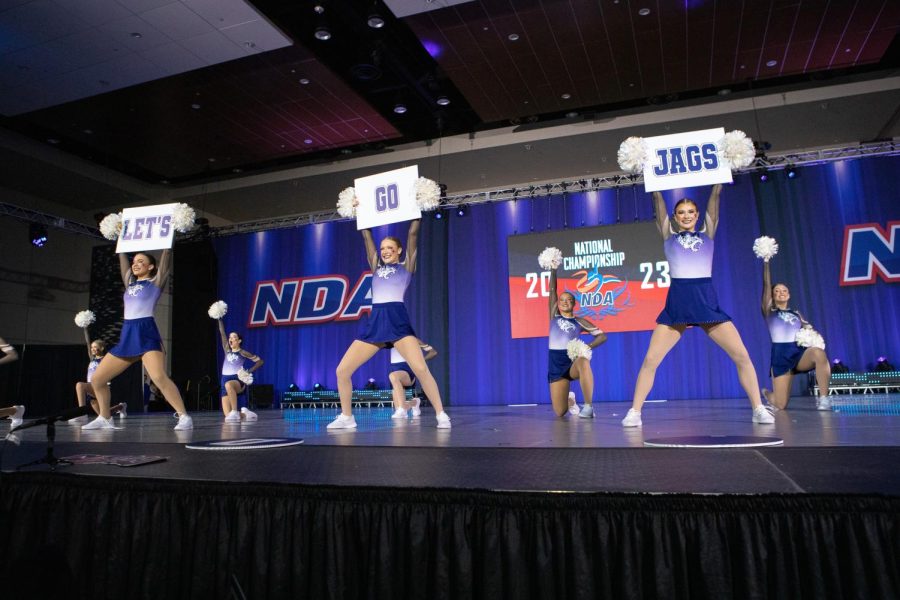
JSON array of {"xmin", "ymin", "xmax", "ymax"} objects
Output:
[
  {"xmin": 643, "ymin": 128, "xmax": 734, "ymax": 192},
  {"xmin": 840, "ymin": 221, "xmax": 900, "ymax": 286},
  {"xmin": 248, "ymin": 273, "xmax": 373, "ymax": 327}
]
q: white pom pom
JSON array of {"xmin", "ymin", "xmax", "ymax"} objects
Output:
[
  {"xmin": 414, "ymin": 177, "xmax": 441, "ymax": 211},
  {"xmin": 752, "ymin": 236, "xmax": 779, "ymax": 262},
  {"xmin": 719, "ymin": 130, "xmax": 756, "ymax": 169},
  {"xmin": 99, "ymin": 212, "xmax": 123, "ymax": 241},
  {"xmin": 208, "ymin": 300, "xmax": 228, "ymax": 320},
  {"xmin": 795, "ymin": 327, "xmax": 825, "ymax": 350},
  {"xmin": 538, "ymin": 247, "xmax": 563, "ymax": 270},
  {"xmin": 566, "ymin": 338, "xmax": 593, "ymax": 361},
  {"xmin": 617, "ymin": 136, "xmax": 648, "ymax": 174},
  {"xmin": 237, "ymin": 368, "xmax": 254, "ymax": 385},
  {"xmin": 337, "ymin": 187, "xmax": 357, "ymax": 218},
  {"xmin": 74, "ymin": 310, "xmax": 96, "ymax": 328},
  {"xmin": 172, "ymin": 203, "xmax": 196, "ymax": 233}
]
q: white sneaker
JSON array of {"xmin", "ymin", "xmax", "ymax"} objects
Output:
[
  {"xmin": 578, "ymin": 404, "xmax": 594, "ymax": 418},
  {"xmin": 225, "ymin": 410, "xmax": 240, "ymax": 423},
  {"xmin": 816, "ymin": 396, "xmax": 832, "ymax": 411},
  {"xmin": 436, "ymin": 411, "xmax": 451, "ymax": 429},
  {"xmin": 411, "ymin": 397, "xmax": 422, "ymax": 418},
  {"xmin": 621, "ymin": 409, "xmax": 642, "ymax": 427},
  {"xmin": 327, "ymin": 414, "xmax": 357, "ymax": 429},
  {"xmin": 391, "ymin": 408, "xmax": 407, "ymax": 420},
  {"xmin": 68, "ymin": 415, "xmax": 89, "ymax": 425},
  {"xmin": 241, "ymin": 407, "xmax": 258, "ymax": 422},
  {"xmin": 752, "ymin": 405, "xmax": 775, "ymax": 424},
  {"xmin": 567, "ymin": 392, "xmax": 580, "ymax": 416},
  {"xmin": 82, "ymin": 415, "xmax": 114, "ymax": 430},
  {"xmin": 9, "ymin": 405, "xmax": 25, "ymax": 429},
  {"xmin": 174, "ymin": 414, "xmax": 194, "ymax": 430}
]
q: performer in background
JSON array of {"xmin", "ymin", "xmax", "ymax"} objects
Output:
[
  {"xmin": 83, "ymin": 251, "xmax": 193, "ymax": 430},
  {"xmin": 329, "ymin": 217, "xmax": 451, "ymax": 429},
  {"xmin": 761, "ymin": 259, "xmax": 831, "ymax": 411},
  {"xmin": 0, "ymin": 337, "xmax": 25, "ymax": 429},
  {"xmin": 389, "ymin": 339, "xmax": 437, "ymax": 420},
  {"xmin": 548, "ymin": 266, "xmax": 607, "ymax": 418},
  {"xmin": 217, "ymin": 319, "xmax": 264, "ymax": 422},
  {"xmin": 622, "ymin": 185, "xmax": 774, "ymax": 427},
  {"xmin": 68, "ymin": 335, "xmax": 127, "ymax": 424}
]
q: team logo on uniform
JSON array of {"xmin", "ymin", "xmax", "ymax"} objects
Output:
[
  {"xmin": 777, "ymin": 311, "xmax": 798, "ymax": 325},
  {"xmin": 556, "ymin": 318, "xmax": 576, "ymax": 333},
  {"xmin": 226, "ymin": 353, "xmax": 240, "ymax": 363},
  {"xmin": 127, "ymin": 283, "xmax": 144, "ymax": 297},
  {"xmin": 840, "ymin": 221, "xmax": 899, "ymax": 286},
  {"xmin": 676, "ymin": 232, "xmax": 703, "ymax": 252},
  {"xmin": 376, "ymin": 265, "xmax": 397, "ymax": 279}
]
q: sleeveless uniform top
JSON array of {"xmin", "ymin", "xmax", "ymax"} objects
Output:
[
  {"xmin": 664, "ymin": 230, "xmax": 714, "ymax": 279},
  {"xmin": 767, "ymin": 308, "xmax": 803, "ymax": 344},
  {"xmin": 549, "ymin": 316, "xmax": 595, "ymax": 350},
  {"xmin": 222, "ymin": 350, "xmax": 246, "ymax": 376},
  {"xmin": 123, "ymin": 277, "xmax": 163, "ymax": 319},
  {"xmin": 371, "ymin": 262, "xmax": 411, "ymax": 304},
  {"xmin": 87, "ymin": 358, "xmax": 100, "ymax": 383}
]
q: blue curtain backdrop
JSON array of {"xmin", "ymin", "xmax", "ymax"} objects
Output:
[{"xmin": 214, "ymin": 156, "xmax": 899, "ymax": 406}]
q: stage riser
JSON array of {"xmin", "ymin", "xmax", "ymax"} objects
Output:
[{"xmin": 1, "ymin": 474, "xmax": 896, "ymax": 600}]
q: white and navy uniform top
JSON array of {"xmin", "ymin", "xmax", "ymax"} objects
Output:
[
  {"xmin": 109, "ymin": 273, "xmax": 165, "ymax": 357},
  {"xmin": 359, "ymin": 261, "xmax": 417, "ymax": 344},
  {"xmin": 123, "ymin": 276, "xmax": 163, "ymax": 319},
  {"xmin": 549, "ymin": 316, "xmax": 597, "ymax": 350},
  {"xmin": 222, "ymin": 351, "xmax": 246, "ymax": 376},
  {"xmin": 657, "ymin": 225, "xmax": 731, "ymax": 325},
  {"xmin": 664, "ymin": 229, "xmax": 714, "ymax": 279},
  {"xmin": 86, "ymin": 358, "xmax": 100, "ymax": 383},
  {"xmin": 372, "ymin": 262, "xmax": 412, "ymax": 303},
  {"xmin": 766, "ymin": 308, "xmax": 805, "ymax": 343}
]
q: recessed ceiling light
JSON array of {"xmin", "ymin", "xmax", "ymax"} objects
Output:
[
  {"xmin": 314, "ymin": 27, "xmax": 331, "ymax": 41},
  {"xmin": 83, "ymin": 128, "xmax": 93, "ymax": 134},
  {"xmin": 436, "ymin": 96, "xmax": 450, "ymax": 106},
  {"xmin": 130, "ymin": 32, "xmax": 142, "ymax": 38},
  {"xmin": 160, "ymin": 179, "xmax": 169, "ymax": 184},
  {"xmin": 393, "ymin": 103, "xmax": 407, "ymax": 114},
  {"xmin": 314, "ymin": 4, "xmax": 325, "ymax": 14},
  {"xmin": 243, "ymin": 41, "xmax": 256, "ymax": 49},
  {"xmin": 232, "ymin": 168, "xmax": 243, "ymax": 173},
  {"xmin": 628, "ymin": 83, "xmax": 635, "ymax": 87},
  {"xmin": 299, "ymin": 78, "xmax": 310, "ymax": 85},
  {"xmin": 304, "ymin": 138, "xmax": 313, "ymax": 144},
  {"xmin": 717, "ymin": 88, "xmax": 731, "ymax": 96},
  {"xmin": 566, "ymin": 111, "xmax": 578, "ymax": 118},
  {"xmin": 368, "ymin": 13, "xmax": 385, "ymax": 28},
  {"xmin": 561, "ymin": 93, "xmax": 571, "ymax": 99},
  {"xmin": 208, "ymin": 158, "xmax": 216, "ymax": 162},
  {"xmin": 766, "ymin": 59, "xmax": 778, "ymax": 67},
  {"xmin": 47, "ymin": 138, "xmax": 60, "ymax": 144},
  {"xmin": 638, "ymin": 8, "xmax": 650, "ymax": 16},
  {"xmin": 508, "ymin": 33, "xmax": 519, "ymax": 41},
  {"xmin": 341, "ymin": 148, "xmax": 352, "ymax": 155},
  {"xmin": 191, "ymin": 103, "xmax": 201, "ymax": 109},
  {"xmin": 845, "ymin": 48, "xmax": 851, "ymax": 53}
]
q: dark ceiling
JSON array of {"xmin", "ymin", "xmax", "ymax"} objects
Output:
[{"xmin": 2, "ymin": 0, "xmax": 898, "ymax": 185}]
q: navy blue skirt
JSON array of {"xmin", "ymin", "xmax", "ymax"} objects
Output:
[
  {"xmin": 358, "ymin": 302, "xmax": 416, "ymax": 346},
  {"xmin": 389, "ymin": 361, "xmax": 416, "ymax": 385},
  {"xmin": 548, "ymin": 349, "xmax": 575, "ymax": 383},
  {"xmin": 657, "ymin": 278, "xmax": 731, "ymax": 326},
  {"xmin": 220, "ymin": 374, "xmax": 246, "ymax": 394},
  {"xmin": 110, "ymin": 317, "xmax": 162, "ymax": 358},
  {"xmin": 770, "ymin": 342, "xmax": 809, "ymax": 377}
]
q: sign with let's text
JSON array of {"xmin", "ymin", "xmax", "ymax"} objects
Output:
[
  {"xmin": 116, "ymin": 203, "xmax": 177, "ymax": 253},
  {"xmin": 354, "ymin": 165, "xmax": 422, "ymax": 230},
  {"xmin": 643, "ymin": 128, "xmax": 733, "ymax": 192}
]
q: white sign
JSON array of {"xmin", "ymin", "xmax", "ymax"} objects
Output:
[
  {"xmin": 116, "ymin": 203, "xmax": 177, "ymax": 253},
  {"xmin": 354, "ymin": 165, "xmax": 422, "ymax": 229},
  {"xmin": 642, "ymin": 128, "xmax": 733, "ymax": 192}
]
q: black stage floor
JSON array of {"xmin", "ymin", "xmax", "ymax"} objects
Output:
[{"xmin": 3, "ymin": 397, "xmax": 898, "ymax": 495}]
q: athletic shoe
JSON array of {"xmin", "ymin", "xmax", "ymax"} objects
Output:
[
  {"xmin": 327, "ymin": 414, "xmax": 357, "ymax": 430},
  {"xmin": 116, "ymin": 403, "xmax": 127, "ymax": 418},
  {"xmin": 752, "ymin": 405, "xmax": 775, "ymax": 424},
  {"xmin": 816, "ymin": 396, "xmax": 832, "ymax": 411},
  {"xmin": 174, "ymin": 414, "xmax": 194, "ymax": 430},
  {"xmin": 567, "ymin": 392, "xmax": 580, "ymax": 416},
  {"xmin": 82, "ymin": 415, "xmax": 114, "ymax": 430},
  {"xmin": 391, "ymin": 408, "xmax": 407, "ymax": 420},
  {"xmin": 68, "ymin": 414, "xmax": 89, "ymax": 425},
  {"xmin": 621, "ymin": 409, "xmax": 642, "ymax": 427},
  {"xmin": 411, "ymin": 397, "xmax": 422, "ymax": 418},
  {"xmin": 225, "ymin": 410, "xmax": 240, "ymax": 423},
  {"xmin": 9, "ymin": 405, "xmax": 25, "ymax": 429},
  {"xmin": 241, "ymin": 407, "xmax": 258, "ymax": 422},
  {"xmin": 436, "ymin": 411, "xmax": 451, "ymax": 429},
  {"xmin": 763, "ymin": 403, "xmax": 780, "ymax": 415},
  {"xmin": 578, "ymin": 404, "xmax": 594, "ymax": 419}
]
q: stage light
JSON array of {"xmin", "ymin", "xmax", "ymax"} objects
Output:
[
  {"xmin": 433, "ymin": 211, "xmax": 443, "ymax": 220},
  {"xmin": 364, "ymin": 377, "xmax": 377, "ymax": 390},
  {"xmin": 831, "ymin": 359, "xmax": 849, "ymax": 373},
  {"xmin": 456, "ymin": 204, "xmax": 468, "ymax": 217},
  {"xmin": 758, "ymin": 170, "xmax": 769, "ymax": 183},
  {"xmin": 29, "ymin": 224, "xmax": 48, "ymax": 247},
  {"xmin": 874, "ymin": 356, "xmax": 895, "ymax": 372},
  {"xmin": 288, "ymin": 383, "xmax": 299, "ymax": 392},
  {"xmin": 313, "ymin": 382, "xmax": 323, "ymax": 391},
  {"xmin": 785, "ymin": 166, "xmax": 798, "ymax": 179}
]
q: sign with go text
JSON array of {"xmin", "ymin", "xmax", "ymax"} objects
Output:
[
  {"xmin": 354, "ymin": 165, "xmax": 422, "ymax": 229},
  {"xmin": 116, "ymin": 203, "xmax": 177, "ymax": 253},
  {"xmin": 643, "ymin": 128, "xmax": 733, "ymax": 192}
]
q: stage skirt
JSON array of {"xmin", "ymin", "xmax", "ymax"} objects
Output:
[
  {"xmin": 548, "ymin": 349, "xmax": 575, "ymax": 383},
  {"xmin": 770, "ymin": 342, "xmax": 809, "ymax": 377},
  {"xmin": 109, "ymin": 317, "xmax": 162, "ymax": 358},
  {"xmin": 657, "ymin": 277, "xmax": 731, "ymax": 326},
  {"xmin": 220, "ymin": 374, "xmax": 247, "ymax": 394},
  {"xmin": 358, "ymin": 302, "xmax": 416, "ymax": 346},
  {"xmin": 389, "ymin": 361, "xmax": 417, "ymax": 385}
]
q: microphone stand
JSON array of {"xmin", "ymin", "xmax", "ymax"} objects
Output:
[{"xmin": 17, "ymin": 421, "xmax": 72, "ymax": 471}]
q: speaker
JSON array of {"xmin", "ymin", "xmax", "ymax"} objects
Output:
[{"xmin": 249, "ymin": 384, "xmax": 274, "ymax": 409}]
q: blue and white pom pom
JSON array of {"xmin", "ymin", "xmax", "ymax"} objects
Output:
[
  {"xmin": 752, "ymin": 236, "xmax": 779, "ymax": 262},
  {"xmin": 719, "ymin": 130, "xmax": 755, "ymax": 169},
  {"xmin": 795, "ymin": 327, "xmax": 825, "ymax": 350},
  {"xmin": 617, "ymin": 136, "xmax": 648, "ymax": 174},
  {"xmin": 74, "ymin": 310, "xmax": 96, "ymax": 328},
  {"xmin": 237, "ymin": 368, "xmax": 254, "ymax": 385},
  {"xmin": 538, "ymin": 247, "xmax": 563, "ymax": 270},
  {"xmin": 99, "ymin": 212, "xmax": 123, "ymax": 241},
  {"xmin": 336, "ymin": 187, "xmax": 357, "ymax": 218},
  {"xmin": 172, "ymin": 203, "xmax": 196, "ymax": 233},
  {"xmin": 566, "ymin": 338, "xmax": 593, "ymax": 361},
  {"xmin": 414, "ymin": 177, "xmax": 441, "ymax": 211},
  {"xmin": 207, "ymin": 300, "xmax": 228, "ymax": 320}
]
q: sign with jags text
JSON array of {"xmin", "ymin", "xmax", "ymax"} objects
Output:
[{"xmin": 642, "ymin": 128, "xmax": 733, "ymax": 192}]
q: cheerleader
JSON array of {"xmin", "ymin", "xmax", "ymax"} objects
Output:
[
  {"xmin": 329, "ymin": 218, "xmax": 451, "ymax": 429},
  {"xmin": 622, "ymin": 185, "xmax": 774, "ymax": 426},
  {"xmin": 389, "ymin": 339, "xmax": 437, "ymax": 419},
  {"xmin": 68, "ymin": 333, "xmax": 121, "ymax": 424},
  {"xmin": 761, "ymin": 259, "xmax": 831, "ymax": 411},
  {"xmin": 82, "ymin": 251, "xmax": 192, "ymax": 430},
  {"xmin": 0, "ymin": 337, "xmax": 25, "ymax": 429},
  {"xmin": 217, "ymin": 319, "xmax": 264, "ymax": 422},
  {"xmin": 547, "ymin": 266, "xmax": 607, "ymax": 417}
]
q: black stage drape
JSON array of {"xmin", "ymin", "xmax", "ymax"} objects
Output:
[{"xmin": 0, "ymin": 473, "xmax": 896, "ymax": 600}]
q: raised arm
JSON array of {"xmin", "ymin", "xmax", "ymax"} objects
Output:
[
  {"xmin": 704, "ymin": 184, "xmax": 722, "ymax": 238},
  {"xmin": 155, "ymin": 248, "xmax": 172, "ymax": 286},
  {"xmin": 361, "ymin": 229, "xmax": 378, "ymax": 271},
  {"xmin": 549, "ymin": 268, "xmax": 559, "ymax": 319},
  {"xmin": 217, "ymin": 319, "xmax": 229, "ymax": 352},
  {"xmin": 405, "ymin": 218, "xmax": 420, "ymax": 274},
  {"xmin": 83, "ymin": 327, "xmax": 93, "ymax": 360},
  {"xmin": 652, "ymin": 192, "xmax": 671, "ymax": 240},
  {"xmin": 761, "ymin": 259, "xmax": 773, "ymax": 317},
  {"xmin": 0, "ymin": 336, "xmax": 18, "ymax": 366},
  {"xmin": 119, "ymin": 252, "xmax": 132, "ymax": 287}
]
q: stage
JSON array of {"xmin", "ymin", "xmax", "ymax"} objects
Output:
[{"xmin": 1, "ymin": 398, "xmax": 898, "ymax": 599}]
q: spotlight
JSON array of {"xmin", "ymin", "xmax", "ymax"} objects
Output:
[
  {"xmin": 433, "ymin": 211, "xmax": 443, "ymax": 220},
  {"xmin": 288, "ymin": 383, "xmax": 299, "ymax": 392},
  {"xmin": 831, "ymin": 359, "xmax": 849, "ymax": 373},
  {"xmin": 875, "ymin": 356, "xmax": 895, "ymax": 372},
  {"xmin": 456, "ymin": 204, "xmax": 468, "ymax": 217},
  {"xmin": 314, "ymin": 26, "xmax": 331, "ymax": 41},
  {"xmin": 785, "ymin": 165, "xmax": 798, "ymax": 179},
  {"xmin": 313, "ymin": 382, "xmax": 323, "ymax": 391},
  {"xmin": 364, "ymin": 377, "xmax": 377, "ymax": 390},
  {"xmin": 29, "ymin": 223, "xmax": 48, "ymax": 247},
  {"xmin": 758, "ymin": 170, "xmax": 769, "ymax": 183}
]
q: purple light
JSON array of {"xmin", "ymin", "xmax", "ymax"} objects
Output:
[
  {"xmin": 877, "ymin": 356, "xmax": 887, "ymax": 362},
  {"xmin": 832, "ymin": 358, "xmax": 842, "ymax": 364},
  {"xmin": 422, "ymin": 40, "xmax": 442, "ymax": 58}
]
